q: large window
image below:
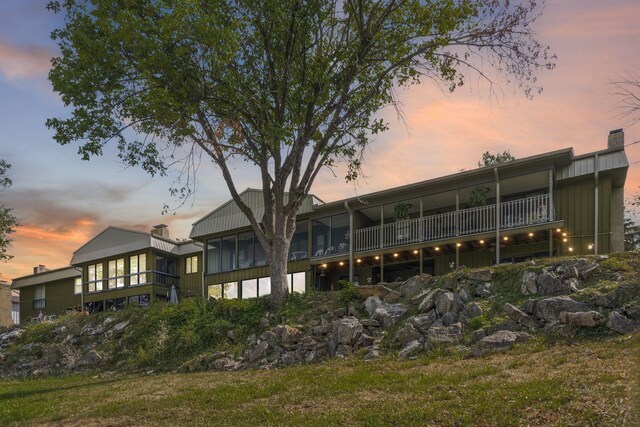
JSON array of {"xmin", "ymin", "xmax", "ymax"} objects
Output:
[
  {"xmin": 312, "ymin": 214, "xmax": 349, "ymax": 256},
  {"xmin": 258, "ymin": 277, "xmax": 271, "ymax": 297},
  {"xmin": 186, "ymin": 255, "xmax": 198, "ymax": 274},
  {"xmin": 206, "ymin": 235, "xmax": 236, "ymax": 273},
  {"xmin": 290, "ymin": 272, "xmax": 306, "ymax": 294},
  {"xmin": 130, "ymin": 253, "xmax": 147, "ymax": 285},
  {"xmin": 241, "ymin": 278, "xmax": 258, "ymax": 299},
  {"xmin": 74, "ymin": 277, "xmax": 82, "ymax": 295},
  {"xmin": 238, "ymin": 231, "xmax": 255, "ymax": 268},
  {"xmin": 128, "ymin": 294, "xmax": 150, "ymax": 307},
  {"xmin": 207, "ymin": 283, "xmax": 238, "ymax": 299},
  {"xmin": 108, "ymin": 258, "xmax": 125, "ymax": 289},
  {"xmin": 88, "ymin": 263, "xmax": 103, "ymax": 292},
  {"xmin": 289, "ymin": 220, "xmax": 309, "ymax": 260},
  {"xmin": 34, "ymin": 285, "xmax": 45, "ymax": 309}
]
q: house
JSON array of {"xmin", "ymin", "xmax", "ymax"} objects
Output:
[{"xmin": 11, "ymin": 130, "xmax": 629, "ymax": 323}]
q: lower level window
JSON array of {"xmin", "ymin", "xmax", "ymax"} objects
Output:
[
  {"xmin": 207, "ymin": 282, "xmax": 238, "ymax": 299},
  {"xmin": 84, "ymin": 301, "xmax": 104, "ymax": 314},
  {"xmin": 33, "ymin": 299, "xmax": 45, "ymax": 309},
  {"xmin": 208, "ymin": 284, "xmax": 222, "ymax": 300},
  {"xmin": 106, "ymin": 298, "xmax": 126, "ymax": 311}
]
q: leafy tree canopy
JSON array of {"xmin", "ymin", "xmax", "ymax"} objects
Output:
[
  {"xmin": 46, "ymin": 0, "xmax": 554, "ymax": 304},
  {"xmin": 478, "ymin": 150, "xmax": 516, "ymax": 167},
  {"xmin": 0, "ymin": 160, "xmax": 18, "ymax": 262}
]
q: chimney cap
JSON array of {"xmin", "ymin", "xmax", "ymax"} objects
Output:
[
  {"xmin": 153, "ymin": 224, "xmax": 168, "ymax": 229},
  {"xmin": 609, "ymin": 128, "xmax": 623, "ymax": 135}
]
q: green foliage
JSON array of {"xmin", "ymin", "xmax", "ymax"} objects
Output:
[
  {"xmin": 467, "ymin": 186, "xmax": 488, "ymax": 208},
  {"xmin": 338, "ymin": 280, "xmax": 360, "ymax": 304},
  {"xmin": 0, "ymin": 159, "xmax": 18, "ymax": 261},
  {"xmin": 393, "ymin": 203, "xmax": 411, "ymax": 221},
  {"xmin": 477, "ymin": 150, "xmax": 516, "ymax": 167}
]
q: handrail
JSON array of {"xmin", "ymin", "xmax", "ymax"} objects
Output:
[
  {"xmin": 83, "ymin": 270, "xmax": 179, "ymax": 293},
  {"xmin": 349, "ymin": 194, "xmax": 552, "ymax": 254}
]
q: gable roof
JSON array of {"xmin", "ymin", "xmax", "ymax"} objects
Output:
[
  {"xmin": 189, "ymin": 188, "xmax": 320, "ymax": 239},
  {"xmin": 11, "ymin": 266, "xmax": 80, "ymax": 289}
]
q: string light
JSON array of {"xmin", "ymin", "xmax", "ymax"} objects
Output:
[
  {"xmin": 528, "ymin": 232, "xmax": 534, "ymax": 237},
  {"xmin": 375, "ymin": 255, "xmax": 380, "ymax": 260},
  {"xmin": 479, "ymin": 240, "xmax": 485, "ymax": 244},
  {"xmin": 356, "ymin": 259, "xmax": 362, "ymax": 263},
  {"xmin": 568, "ymin": 247, "xmax": 574, "ymax": 252},
  {"xmin": 435, "ymin": 247, "xmax": 440, "ymax": 251},
  {"xmin": 456, "ymin": 243, "xmax": 461, "ymax": 247},
  {"xmin": 503, "ymin": 236, "xmax": 509, "ymax": 241},
  {"xmin": 339, "ymin": 261, "xmax": 344, "ymax": 266},
  {"xmin": 393, "ymin": 253, "xmax": 399, "ymax": 257},
  {"xmin": 413, "ymin": 250, "xmax": 419, "ymax": 254}
]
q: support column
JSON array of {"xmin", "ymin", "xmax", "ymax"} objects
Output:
[
  {"xmin": 494, "ymin": 168, "xmax": 501, "ymax": 265},
  {"xmin": 455, "ymin": 190, "xmax": 460, "ymax": 236},
  {"xmin": 456, "ymin": 244, "xmax": 460, "ymax": 268},
  {"xmin": 594, "ymin": 154, "xmax": 599, "ymax": 255},
  {"xmin": 419, "ymin": 197, "xmax": 424, "ymax": 275},
  {"xmin": 419, "ymin": 248, "xmax": 423, "ymax": 275},
  {"xmin": 549, "ymin": 229, "xmax": 553, "ymax": 257},
  {"xmin": 548, "ymin": 169, "xmax": 555, "ymax": 221},
  {"xmin": 380, "ymin": 255, "xmax": 384, "ymax": 284},
  {"xmin": 345, "ymin": 201, "xmax": 354, "ymax": 283},
  {"xmin": 380, "ymin": 204, "xmax": 384, "ymax": 282}
]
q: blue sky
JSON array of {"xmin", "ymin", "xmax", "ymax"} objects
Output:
[{"xmin": 1, "ymin": 0, "xmax": 639, "ymax": 280}]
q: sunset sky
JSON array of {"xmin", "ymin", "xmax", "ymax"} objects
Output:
[{"xmin": 1, "ymin": 0, "xmax": 639, "ymax": 281}]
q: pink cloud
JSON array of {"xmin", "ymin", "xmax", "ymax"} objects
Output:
[{"xmin": 0, "ymin": 40, "xmax": 52, "ymax": 80}]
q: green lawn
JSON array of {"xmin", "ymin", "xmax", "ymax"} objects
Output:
[{"xmin": 1, "ymin": 335, "xmax": 637, "ymax": 426}]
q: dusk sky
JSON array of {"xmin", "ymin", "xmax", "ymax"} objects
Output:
[{"xmin": 1, "ymin": 0, "xmax": 639, "ymax": 281}]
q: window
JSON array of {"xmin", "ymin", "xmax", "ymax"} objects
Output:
[
  {"xmin": 312, "ymin": 215, "xmax": 349, "ymax": 256},
  {"xmin": 106, "ymin": 298, "xmax": 126, "ymax": 311},
  {"xmin": 74, "ymin": 277, "xmax": 82, "ymax": 295},
  {"xmin": 238, "ymin": 231, "xmax": 255, "ymax": 268},
  {"xmin": 207, "ymin": 235, "xmax": 237, "ymax": 274},
  {"xmin": 84, "ymin": 301, "xmax": 103, "ymax": 314},
  {"xmin": 130, "ymin": 253, "xmax": 147, "ymax": 285},
  {"xmin": 312, "ymin": 217, "xmax": 331, "ymax": 256},
  {"xmin": 290, "ymin": 272, "xmax": 306, "ymax": 294},
  {"xmin": 208, "ymin": 284, "xmax": 222, "ymax": 300},
  {"xmin": 107, "ymin": 258, "xmax": 125, "ymax": 289},
  {"xmin": 258, "ymin": 277, "xmax": 271, "ymax": 297},
  {"xmin": 241, "ymin": 278, "xmax": 258, "ymax": 299},
  {"xmin": 87, "ymin": 263, "xmax": 103, "ymax": 292},
  {"xmin": 186, "ymin": 255, "xmax": 198, "ymax": 274},
  {"xmin": 34, "ymin": 285, "xmax": 45, "ymax": 309},
  {"xmin": 289, "ymin": 220, "xmax": 309, "ymax": 260},
  {"xmin": 331, "ymin": 213, "xmax": 349, "ymax": 254},
  {"xmin": 223, "ymin": 282, "xmax": 238, "ymax": 299}
]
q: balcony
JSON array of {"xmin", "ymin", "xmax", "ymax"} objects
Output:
[
  {"xmin": 83, "ymin": 270, "xmax": 179, "ymax": 294},
  {"xmin": 352, "ymin": 194, "xmax": 553, "ymax": 253}
]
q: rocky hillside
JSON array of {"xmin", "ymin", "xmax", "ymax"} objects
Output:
[{"xmin": 1, "ymin": 253, "xmax": 639, "ymax": 377}]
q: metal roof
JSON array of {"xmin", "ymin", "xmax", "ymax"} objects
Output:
[
  {"xmin": 189, "ymin": 188, "xmax": 317, "ymax": 239},
  {"xmin": 556, "ymin": 148, "xmax": 628, "ymax": 185},
  {"xmin": 70, "ymin": 226, "xmax": 183, "ymax": 265},
  {"xmin": 173, "ymin": 241, "xmax": 203, "ymax": 255},
  {"xmin": 11, "ymin": 266, "xmax": 80, "ymax": 289}
]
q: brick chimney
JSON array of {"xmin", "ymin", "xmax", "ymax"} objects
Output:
[
  {"xmin": 33, "ymin": 265, "xmax": 49, "ymax": 275},
  {"xmin": 151, "ymin": 224, "xmax": 170, "ymax": 238},
  {"xmin": 608, "ymin": 129, "xmax": 624, "ymax": 149}
]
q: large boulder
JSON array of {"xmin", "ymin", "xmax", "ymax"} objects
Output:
[
  {"xmin": 472, "ymin": 330, "xmax": 532, "ymax": 357},
  {"xmin": 356, "ymin": 285, "xmax": 394, "ymax": 299},
  {"xmin": 504, "ymin": 303, "xmax": 540, "ymax": 329},
  {"xmin": 398, "ymin": 340, "xmax": 423, "ymax": 359},
  {"xmin": 434, "ymin": 291, "xmax": 464, "ymax": 316},
  {"xmin": 383, "ymin": 291, "xmax": 402, "ymax": 304},
  {"xmin": 536, "ymin": 272, "xmax": 571, "ymax": 296},
  {"xmin": 395, "ymin": 322, "xmax": 421, "ymax": 347},
  {"xmin": 466, "ymin": 269, "xmax": 493, "ymax": 282},
  {"xmin": 364, "ymin": 296, "xmax": 383, "ymax": 317},
  {"xmin": 425, "ymin": 323, "xmax": 463, "ymax": 346},
  {"xmin": 333, "ymin": 317, "xmax": 364, "ymax": 346},
  {"xmin": 461, "ymin": 302, "xmax": 483, "ymax": 320},
  {"xmin": 606, "ymin": 312, "xmax": 637, "ymax": 334},
  {"xmin": 558, "ymin": 311, "xmax": 603, "ymax": 327},
  {"xmin": 595, "ymin": 285, "xmax": 640, "ymax": 308},
  {"xmin": 533, "ymin": 296, "xmax": 591, "ymax": 323},
  {"xmin": 409, "ymin": 311, "xmax": 438, "ymax": 334},
  {"xmin": 371, "ymin": 303, "xmax": 409, "ymax": 327},
  {"xmin": 400, "ymin": 274, "xmax": 433, "ymax": 299},
  {"xmin": 521, "ymin": 271, "xmax": 538, "ymax": 295},
  {"xmin": 418, "ymin": 289, "xmax": 442, "ymax": 312},
  {"xmin": 578, "ymin": 263, "xmax": 600, "ymax": 280}
]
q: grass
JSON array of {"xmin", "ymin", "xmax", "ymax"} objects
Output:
[{"xmin": 0, "ymin": 335, "xmax": 637, "ymax": 427}]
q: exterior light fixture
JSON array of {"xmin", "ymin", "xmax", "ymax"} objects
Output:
[
  {"xmin": 321, "ymin": 263, "xmax": 328, "ymax": 268},
  {"xmin": 587, "ymin": 244, "xmax": 593, "ymax": 250},
  {"xmin": 479, "ymin": 240, "xmax": 485, "ymax": 244},
  {"xmin": 393, "ymin": 253, "xmax": 399, "ymax": 257},
  {"xmin": 503, "ymin": 236, "xmax": 508, "ymax": 241},
  {"xmin": 568, "ymin": 247, "xmax": 574, "ymax": 252},
  {"xmin": 556, "ymin": 228, "xmax": 561, "ymax": 233},
  {"xmin": 413, "ymin": 250, "xmax": 419, "ymax": 254},
  {"xmin": 435, "ymin": 247, "xmax": 440, "ymax": 251},
  {"xmin": 357, "ymin": 259, "xmax": 362, "ymax": 263},
  {"xmin": 562, "ymin": 232, "xmax": 567, "ymax": 237},
  {"xmin": 375, "ymin": 255, "xmax": 380, "ymax": 260},
  {"xmin": 528, "ymin": 232, "xmax": 534, "ymax": 237},
  {"xmin": 339, "ymin": 261, "xmax": 344, "ymax": 266},
  {"xmin": 563, "ymin": 238, "xmax": 568, "ymax": 243},
  {"xmin": 456, "ymin": 243, "xmax": 461, "ymax": 247}
]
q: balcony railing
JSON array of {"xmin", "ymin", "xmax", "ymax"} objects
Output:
[
  {"xmin": 352, "ymin": 194, "xmax": 553, "ymax": 254},
  {"xmin": 83, "ymin": 270, "xmax": 179, "ymax": 294}
]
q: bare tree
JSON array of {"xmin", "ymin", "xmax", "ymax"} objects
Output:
[{"xmin": 611, "ymin": 71, "xmax": 640, "ymax": 127}]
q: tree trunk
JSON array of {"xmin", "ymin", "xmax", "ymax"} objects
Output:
[{"xmin": 269, "ymin": 228, "xmax": 291, "ymax": 307}]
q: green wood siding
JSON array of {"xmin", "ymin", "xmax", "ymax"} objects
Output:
[
  {"xmin": 19, "ymin": 277, "xmax": 80, "ymax": 321},
  {"xmin": 555, "ymin": 175, "xmax": 611, "ymax": 256},
  {"xmin": 179, "ymin": 253, "xmax": 203, "ymax": 297},
  {"xmin": 83, "ymin": 284, "xmax": 170, "ymax": 304}
]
